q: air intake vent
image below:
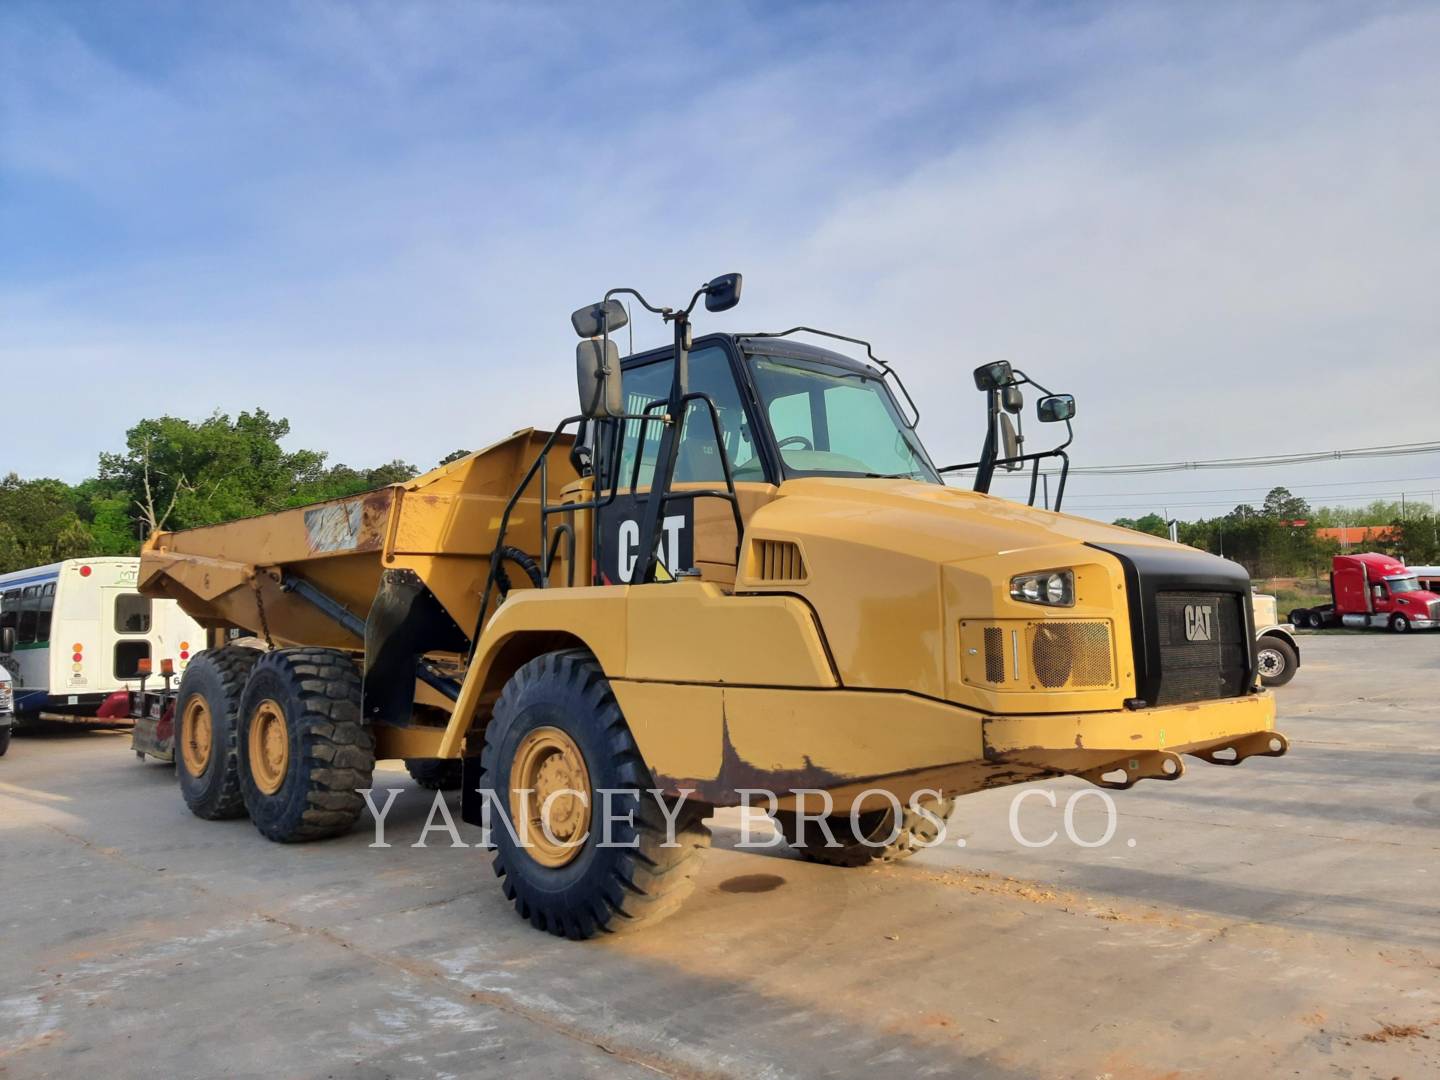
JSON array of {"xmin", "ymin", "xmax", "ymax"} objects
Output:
[
  {"xmin": 983, "ymin": 626, "xmax": 1006, "ymax": 683},
  {"xmin": 1029, "ymin": 621, "xmax": 1113, "ymax": 689},
  {"xmin": 752, "ymin": 539, "xmax": 807, "ymax": 582}
]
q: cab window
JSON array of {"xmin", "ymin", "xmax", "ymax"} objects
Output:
[{"xmin": 615, "ymin": 345, "xmax": 763, "ymax": 490}]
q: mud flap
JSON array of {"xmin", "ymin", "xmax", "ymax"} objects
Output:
[{"xmin": 363, "ymin": 569, "xmax": 469, "ymax": 727}]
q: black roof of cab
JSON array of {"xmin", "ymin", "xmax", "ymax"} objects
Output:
[{"xmin": 736, "ymin": 335, "xmax": 878, "ymax": 376}]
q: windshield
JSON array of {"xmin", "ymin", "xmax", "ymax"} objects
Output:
[
  {"xmin": 747, "ymin": 353, "xmax": 939, "ymax": 482},
  {"xmin": 1387, "ymin": 576, "xmax": 1422, "ymax": 593}
]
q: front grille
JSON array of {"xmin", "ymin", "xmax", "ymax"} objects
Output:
[
  {"xmin": 1029, "ymin": 621, "xmax": 1113, "ymax": 689},
  {"xmin": 1153, "ymin": 591, "xmax": 1248, "ymax": 705}
]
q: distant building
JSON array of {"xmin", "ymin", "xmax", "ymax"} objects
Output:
[{"xmin": 1315, "ymin": 525, "xmax": 1397, "ymax": 550}]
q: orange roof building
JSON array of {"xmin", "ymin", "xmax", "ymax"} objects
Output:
[{"xmin": 1316, "ymin": 526, "xmax": 1397, "ymax": 547}]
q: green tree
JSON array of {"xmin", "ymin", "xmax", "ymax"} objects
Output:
[
  {"xmin": 438, "ymin": 449, "xmax": 471, "ymax": 466},
  {"xmin": 1112, "ymin": 513, "xmax": 1169, "ymax": 537}
]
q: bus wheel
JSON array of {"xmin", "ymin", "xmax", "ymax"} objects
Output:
[
  {"xmin": 480, "ymin": 648, "xmax": 710, "ymax": 939},
  {"xmin": 775, "ymin": 794, "xmax": 955, "ymax": 867},
  {"xmin": 405, "ymin": 758, "xmax": 463, "ymax": 790},
  {"xmin": 174, "ymin": 646, "xmax": 262, "ymax": 820},
  {"xmin": 237, "ymin": 648, "xmax": 374, "ymax": 842}
]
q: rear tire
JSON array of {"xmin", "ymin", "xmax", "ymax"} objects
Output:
[
  {"xmin": 237, "ymin": 648, "xmax": 375, "ymax": 842},
  {"xmin": 174, "ymin": 646, "xmax": 262, "ymax": 820},
  {"xmin": 1307, "ymin": 610, "xmax": 1325, "ymax": 629},
  {"xmin": 1256, "ymin": 637, "xmax": 1298, "ymax": 687},
  {"xmin": 1288, "ymin": 609, "xmax": 1309, "ymax": 627},
  {"xmin": 405, "ymin": 758, "xmax": 463, "ymax": 790},
  {"xmin": 775, "ymin": 794, "xmax": 954, "ymax": 867},
  {"xmin": 480, "ymin": 648, "xmax": 710, "ymax": 939}
]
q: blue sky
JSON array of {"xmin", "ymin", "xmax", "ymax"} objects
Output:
[{"xmin": 3, "ymin": 1, "xmax": 1439, "ymax": 520}]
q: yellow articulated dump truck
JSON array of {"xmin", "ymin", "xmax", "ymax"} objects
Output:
[{"xmin": 136, "ymin": 274, "xmax": 1286, "ymax": 939}]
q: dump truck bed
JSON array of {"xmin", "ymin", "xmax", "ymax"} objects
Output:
[{"xmin": 139, "ymin": 429, "xmax": 578, "ymax": 649}]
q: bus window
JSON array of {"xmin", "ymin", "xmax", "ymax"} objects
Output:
[
  {"xmin": 0, "ymin": 589, "xmax": 19, "ymax": 633},
  {"xmin": 115, "ymin": 640, "xmax": 151, "ymax": 679},
  {"xmin": 18, "ymin": 585, "xmax": 39, "ymax": 644},
  {"xmin": 35, "ymin": 582, "xmax": 55, "ymax": 643},
  {"xmin": 115, "ymin": 594, "xmax": 153, "ymax": 634}
]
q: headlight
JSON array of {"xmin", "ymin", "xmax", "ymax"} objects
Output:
[{"xmin": 1010, "ymin": 570, "xmax": 1075, "ymax": 607}]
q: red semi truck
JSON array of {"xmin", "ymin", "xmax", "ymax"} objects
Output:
[{"xmin": 1290, "ymin": 552, "xmax": 1440, "ymax": 633}]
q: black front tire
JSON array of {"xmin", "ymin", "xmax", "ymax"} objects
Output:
[
  {"xmin": 480, "ymin": 649, "xmax": 710, "ymax": 940},
  {"xmin": 1256, "ymin": 637, "xmax": 1298, "ymax": 687},
  {"xmin": 405, "ymin": 758, "xmax": 463, "ymax": 790},
  {"xmin": 1391, "ymin": 614, "xmax": 1411, "ymax": 634},
  {"xmin": 775, "ymin": 794, "xmax": 955, "ymax": 867},
  {"xmin": 174, "ymin": 646, "xmax": 262, "ymax": 820},
  {"xmin": 0, "ymin": 726, "xmax": 10, "ymax": 757},
  {"xmin": 237, "ymin": 648, "xmax": 375, "ymax": 842}
]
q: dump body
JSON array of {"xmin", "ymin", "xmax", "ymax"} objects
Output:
[{"xmin": 140, "ymin": 429, "xmax": 577, "ymax": 651}]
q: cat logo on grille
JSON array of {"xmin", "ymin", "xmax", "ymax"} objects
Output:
[{"xmin": 1183, "ymin": 604, "xmax": 1214, "ymax": 642}]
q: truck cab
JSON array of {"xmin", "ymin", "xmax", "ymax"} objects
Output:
[{"xmin": 1293, "ymin": 552, "xmax": 1440, "ymax": 632}]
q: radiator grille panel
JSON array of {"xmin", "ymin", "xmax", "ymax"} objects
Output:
[
  {"xmin": 1029, "ymin": 621, "xmax": 1114, "ymax": 689},
  {"xmin": 1153, "ymin": 591, "xmax": 1247, "ymax": 705}
]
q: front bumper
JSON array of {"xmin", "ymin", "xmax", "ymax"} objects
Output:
[
  {"xmin": 982, "ymin": 691, "xmax": 1285, "ymax": 790},
  {"xmin": 620, "ymin": 681, "xmax": 1284, "ymax": 808}
]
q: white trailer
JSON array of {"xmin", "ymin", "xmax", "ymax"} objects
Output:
[{"xmin": 0, "ymin": 557, "xmax": 203, "ymax": 722}]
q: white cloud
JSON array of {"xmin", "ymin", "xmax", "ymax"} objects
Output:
[{"xmin": 2, "ymin": 2, "xmax": 1438, "ymax": 517}]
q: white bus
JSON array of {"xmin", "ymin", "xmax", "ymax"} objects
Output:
[{"xmin": 0, "ymin": 557, "xmax": 204, "ymax": 722}]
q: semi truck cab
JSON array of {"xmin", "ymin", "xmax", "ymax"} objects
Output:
[{"xmin": 1292, "ymin": 552, "xmax": 1440, "ymax": 632}]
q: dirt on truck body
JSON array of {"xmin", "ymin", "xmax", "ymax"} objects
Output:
[{"xmin": 136, "ymin": 274, "xmax": 1286, "ymax": 939}]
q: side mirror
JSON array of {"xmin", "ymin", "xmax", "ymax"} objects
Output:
[
  {"xmin": 999, "ymin": 414, "xmax": 1022, "ymax": 470},
  {"xmin": 973, "ymin": 361, "xmax": 1013, "ymax": 391},
  {"xmin": 0, "ymin": 626, "xmax": 14, "ymax": 654},
  {"xmin": 1001, "ymin": 385, "xmax": 1024, "ymax": 414},
  {"xmin": 1037, "ymin": 394, "xmax": 1075, "ymax": 422},
  {"xmin": 704, "ymin": 273, "xmax": 743, "ymax": 313},
  {"xmin": 571, "ymin": 299, "xmax": 629, "ymax": 340},
  {"xmin": 576, "ymin": 339, "xmax": 624, "ymax": 419}
]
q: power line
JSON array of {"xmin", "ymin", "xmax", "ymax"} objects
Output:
[
  {"xmin": 953, "ymin": 440, "xmax": 1440, "ymax": 477},
  {"xmin": 1058, "ymin": 473, "xmax": 1440, "ymax": 501}
]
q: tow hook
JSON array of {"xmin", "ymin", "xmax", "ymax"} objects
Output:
[
  {"xmin": 1192, "ymin": 730, "xmax": 1290, "ymax": 767},
  {"xmin": 1079, "ymin": 750, "xmax": 1185, "ymax": 790}
]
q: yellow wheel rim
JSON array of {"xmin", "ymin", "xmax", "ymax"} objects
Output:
[
  {"xmin": 249, "ymin": 699, "xmax": 290, "ymax": 796},
  {"xmin": 510, "ymin": 727, "xmax": 592, "ymax": 868},
  {"xmin": 180, "ymin": 696, "xmax": 213, "ymax": 776}
]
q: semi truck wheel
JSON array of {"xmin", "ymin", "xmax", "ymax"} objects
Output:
[
  {"xmin": 174, "ymin": 646, "xmax": 262, "ymax": 820},
  {"xmin": 236, "ymin": 648, "xmax": 375, "ymax": 842},
  {"xmin": 1288, "ymin": 609, "xmax": 1309, "ymax": 627},
  {"xmin": 774, "ymin": 794, "xmax": 955, "ymax": 867},
  {"xmin": 405, "ymin": 758, "xmax": 463, "ymax": 790},
  {"xmin": 1255, "ymin": 637, "xmax": 1298, "ymax": 687},
  {"xmin": 480, "ymin": 648, "xmax": 710, "ymax": 940},
  {"xmin": 1391, "ymin": 614, "xmax": 1411, "ymax": 634}
]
